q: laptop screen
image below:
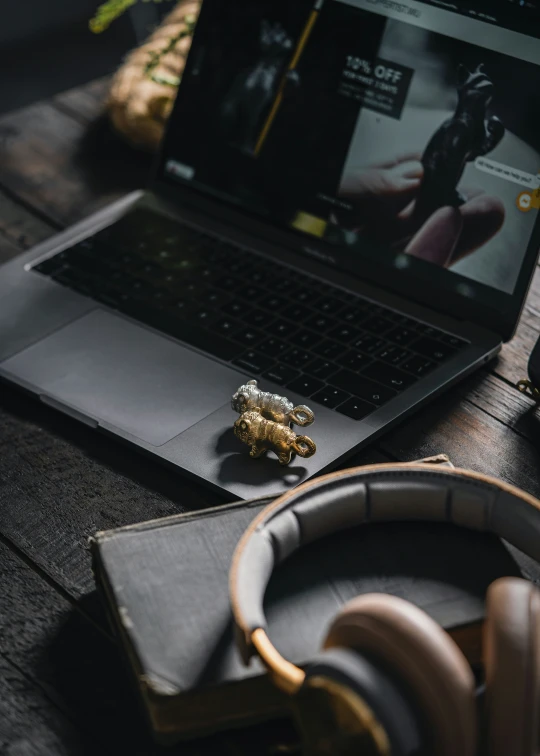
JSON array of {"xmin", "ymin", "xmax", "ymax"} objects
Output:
[{"xmin": 159, "ymin": 0, "xmax": 540, "ymax": 316}]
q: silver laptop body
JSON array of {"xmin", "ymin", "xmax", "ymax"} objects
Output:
[{"xmin": 1, "ymin": 0, "xmax": 538, "ymax": 499}]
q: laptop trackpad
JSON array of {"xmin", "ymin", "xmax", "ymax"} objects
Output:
[{"xmin": 1, "ymin": 309, "xmax": 243, "ymax": 446}]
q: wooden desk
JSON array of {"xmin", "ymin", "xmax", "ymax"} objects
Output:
[{"xmin": 1, "ymin": 79, "xmax": 540, "ymax": 754}]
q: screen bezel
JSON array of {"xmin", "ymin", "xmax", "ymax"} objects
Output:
[{"xmin": 153, "ymin": 0, "xmax": 540, "ymax": 342}]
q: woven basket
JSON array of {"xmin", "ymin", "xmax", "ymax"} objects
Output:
[{"xmin": 107, "ymin": 0, "xmax": 200, "ymax": 151}]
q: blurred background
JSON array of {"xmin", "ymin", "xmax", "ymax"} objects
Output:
[{"xmin": 0, "ymin": 0, "xmax": 170, "ymax": 114}]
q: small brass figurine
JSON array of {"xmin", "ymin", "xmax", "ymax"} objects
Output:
[
  {"xmin": 231, "ymin": 379, "xmax": 314, "ymax": 427},
  {"xmin": 234, "ymin": 409, "xmax": 316, "ymax": 465}
]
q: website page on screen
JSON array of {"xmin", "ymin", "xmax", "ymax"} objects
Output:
[{"xmin": 163, "ymin": 0, "xmax": 540, "ymax": 298}]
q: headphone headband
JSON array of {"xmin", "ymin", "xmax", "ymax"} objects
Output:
[{"xmin": 229, "ymin": 463, "xmax": 540, "ymax": 693}]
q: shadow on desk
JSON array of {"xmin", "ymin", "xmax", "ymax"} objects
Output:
[
  {"xmin": 72, "ymin": 115, "xmax": 154, "ymax": 198},
  {"xmin": 44, "ymin": 597, "xmax": 297, "ymax": 755}
]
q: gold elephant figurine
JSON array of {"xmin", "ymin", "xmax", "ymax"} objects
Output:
[
  {"xmin": 234, "ymin": 408, "xmax": 317, "ymax": 465},
  {"xmin": 231, "ymin": 379, "xmax": 314, "ymax": 427}
]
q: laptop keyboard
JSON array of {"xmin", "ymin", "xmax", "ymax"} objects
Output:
[{"xmin": 32, "ymin": 209, "xmax": 468, "ymax": 421}]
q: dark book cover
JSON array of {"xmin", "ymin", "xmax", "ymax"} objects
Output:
[{"xmin": 91, "ymin": 469, "xmax": 522, "ymax": 743}]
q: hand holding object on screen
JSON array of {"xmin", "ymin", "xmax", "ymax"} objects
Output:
[{"xmin": 339, "ymin": 154, "xmax": 505, "ymax": 268}]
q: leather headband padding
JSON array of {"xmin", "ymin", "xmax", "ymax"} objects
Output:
[{"xmin": 229, "ymin": 463, "xmax": 540, "ymax": 662}]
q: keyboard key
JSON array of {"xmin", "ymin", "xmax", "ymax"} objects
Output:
[
  {"xmin": 233, "ymin": 351, "xmax": 274, "ymax": 374},
  {"xmin": 316, "ymin": 296, "xmax": 344, "ymax": 315},
  {"xmin": 150, "ymin": 286, "xmax": 179, "ymax": 307},
  {"xmin": 439, "ymin": 333, "xmax": 467, "ymax": 349},
  {"xmin": 289, "ymin": 329, "xmax": 320, "ymax": 349},
  {"xmin": 279, "ymin": 279, "xmax": 302, "ymax": 296},
  {"xmin": 386, "ymin": 312, "xmax": 418, "ymax": 328},
  {"xmin": 200, "ymin": 289, "xmax": 230, "ymax": 308},
  {"xmin": 362, "ymin": 315, "xmax": 394, "ymax": 335},
  {"xmin": 259, "ymin": 338, "xmax": 290, "ymax": 357},
  {"xmin": 287, "ymin": 376, "xmax": 325, "ymax": 396},
  {"xmin": 350, "ymin": 334, "xmax": 386, "ymax": 354},
  {"xmin": 237, "ymin": 284, "xmax": 265, "ymax": 301},
  {"xmin": 282, "ymin": 349, "xmax": 314, "ymax": 369},
  {"xmin": 362, "ymin": 361, "xmax": 416, "ymax": 391},
  {"xmin": 213, "ymin": 275, "xmax": 242, "ymax": 291},
  {"xmin": 222, "ymin": 300, "xmax": 247, "ymax": 317},
  {"xmin": 193, "ymin": 307, "xmax": 219, "ymax": 325},
  {"xmin": 169, "ymin": 297, "xmax": 197, "ymax": 315},
  {"xmin": 215, "ymin": 317, "xmax": 242, "ymax": 336},
  {"xmin": 327, "ymin": 325, "xmax": 362, "ymax": 344},
  {"xmin": 235, "ymin": 327, "xmax": 265, "ymax": 347},
  {"xmin": 412, "ymin": 337, "xmax": 456, "ymax": 362},
  {"xmin": 138, "ymin": 261, "xmax": 162, "ymax": 277},
  {"xmin": 246, "ymin": 309, "xmax": 275, "ymax": 329},
  {"xmin": 183, "ymin": 281, "xmax": 203, "ymax": 297},
  {"xmin": 332, "ymin": 369, "xmax": 397, "ymax": 405},
  {"xmin": 228, "ymin": 260, "xmax": 252, "ymax": 275},
  {"xmin": 282, "ymin": 303, "xmax": 309, "ymax": 321},
  {"xmin": 246, "ymin": 269, "xmax": 269, "ymax": 285},
  {"xmin": 144, "ymin": 309, "xmax": 242, "ymax": 361},
  {"xmin": 401, "ymin": 355, "xmax": 435, "ymax": 377},
  {"xmin": 296, "ymin": 287, "xmax": 313, "ymax": 304},
  {"xmin": 260, "ymin": 294, "xmax": 288, "ymax": 311},
  {"xmin": 305, "ymin": 358, "xmax": 338, "ymax": 380},
  {"xmin": 386, "ymin": 327, "xmax": 417, "ymax": 346},
  {"xmin": 304, "ymin": 314, "xmax": 338, "ymax": 332},
  {"xmin": 336, "ymin": 397, "xmax": 375, "ymax": 420},
  {"xmin": 263, "ymin": 364, "xmax": 301, "ymax": 386},
  {"xmin": 376, "ymin": 345, "xmax": 411, "ymax": 366},
  {"xmin": 312, "ymin": 386, "xmax": 350, "ymax": 409},
  {"xmin": 273, "ymin": 319, "xmax": 298, "ymax": 339},
  {"xmin": 68, "ymin": 253, "xmax": 111, "ymax": 278},
  {"xmin": 318, "ymin": 340, "xmax": 345, "ymax": 360},
  {"xmin": 414, "ymin": 324, "xmax": 444, "ymax": 339},
  {"xmin": 339, "ymin": 350, "xmax": 371, "ymax": 372},
  {"xmin": 339, "ymin": 306, "xmax": 368, "ymax": 325}
]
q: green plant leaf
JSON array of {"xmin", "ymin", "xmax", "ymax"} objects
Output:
[{"xmin": 89, "ymin": 0, "xmax": 139, "ymax": 33}]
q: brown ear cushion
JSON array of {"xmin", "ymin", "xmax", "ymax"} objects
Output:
[
  {"xmin": 323, "ymin": 594, "xmax": 476, "ymax": 756},
  {"xmin": 484, "ymin": 577, "xmax": 540, "ymax": 756}
]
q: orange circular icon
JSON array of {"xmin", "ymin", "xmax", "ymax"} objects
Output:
[{"xmin": 517, "ymin": 192, "xmax": 533, "ymax": 212}]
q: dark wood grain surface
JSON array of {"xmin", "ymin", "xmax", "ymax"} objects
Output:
[{"xmin": 1, "ymin": 77, "xmax": 540, "ymax": 754}]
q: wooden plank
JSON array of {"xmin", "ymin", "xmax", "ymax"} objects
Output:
[
  {"xmin": 0, "ymin": 541, "xmax": 248, "ymax": 755},
  {"xmin": 486, "ymin": 267, "xmax": 540, "ymax": 386},
  {"xmin": 519, "ymin": 266, "xmax": 540, "ymax": 333},
  {"xmin": 0, "ymin": 654, "xmax": 93, "ymax": 756},
  {"xmin": 0, "ymin": 187, "xmax": 55, "ymax": 250},
  {"xmin": 0, "ymin": 385, "xmax": 219, "ymax": 599},
  {"xmin": 494, "ymin": 320, "xmax": 537, "ymax": 386},
  {"xmin": 464, "ymin": 371, "xmax": 538, "ymax": 433},
  {"xmin": 378, "ymin": 384, "xmax": 540, "ymax": 498},
  {"xmin": 0, "ymin": 543, "xmax": 112, "ymax": 754},
  {"xmin": 0, "ymin": 231, "xmax": 23, "ymax": 264},
  {"xmin": 0, "ymin": 101, "xmax": 152, "ymax": 228},
  {"xmin": 53, "ymin": 78, "xmax": 110, "ymax": 124}
]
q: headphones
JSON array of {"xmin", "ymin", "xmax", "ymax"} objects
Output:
[{"xmin": 229, "ymin": 462, "xmax": 540, "ymax": 755}]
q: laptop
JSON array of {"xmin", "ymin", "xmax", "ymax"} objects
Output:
[{"xmin": 1, "ymin": 0, "xmax": 539, "ymax": 500}]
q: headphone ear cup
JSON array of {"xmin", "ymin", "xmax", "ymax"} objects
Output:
[
  {"xmin": 301, "ymin": 647, "xmax": 424, "ymax": 756},
  {"xmin": 484, "ymin": 577, "xmax": 540, "ymax": 756},
  {"xmin": 323, "ymin": 593, "xmax": 476, "ymax": 756}
]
